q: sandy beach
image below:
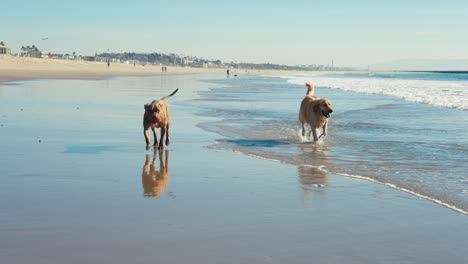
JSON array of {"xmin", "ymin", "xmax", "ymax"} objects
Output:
[
  {"xmin": 0, "ymin": 55, "xmax": 314, "ymax": 83},
  {"xmin": 1, "ymin": 71, "xmax": 467, "ymax": 263},
  {"xmin": 0, "ymin": 55, "xmax": 229, "ymax": 82}
]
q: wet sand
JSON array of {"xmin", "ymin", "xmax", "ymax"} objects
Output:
[{"xmin": 0, "ymin": 74, "xmax": 467, "ymax": 263}]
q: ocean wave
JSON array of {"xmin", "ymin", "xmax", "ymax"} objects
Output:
[{"xmin": 283, "ymin": 75, "xmax": 468, "ymax": 110}]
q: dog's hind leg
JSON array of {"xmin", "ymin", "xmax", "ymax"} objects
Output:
[
  {"xmin": 158, "ymin": 127, "xmax": 166, "ymax": 150},
  {"xmin": 301, "ymin": 123, "xmax": 306, "ymax": 137},
  {"xmin": 165, "ymin": 124, "xmax": 170, "ymax": 146}
]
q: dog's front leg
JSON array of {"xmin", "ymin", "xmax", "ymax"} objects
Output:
[
  {"xmin": 144, "ymin": 128, "xmax": 152, "ymax": 150},
  {"xmin": 158, "ymin": 127, "xmax": 166, "ymax": 150},
  {"xmin": 312, "ymin": 128, "xmax": 319, "ymax": 142},
  {"xmin": 151, "ymin": 127, "xmax": 158, "ymax": 147},
  {"xmin": 319, "ymin": 123, "xmax": 328, "ymax": 139}
]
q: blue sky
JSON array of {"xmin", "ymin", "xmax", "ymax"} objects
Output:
[{"xmin": 2, "ymin": 0, "xmax": 468, "ymax": 66}]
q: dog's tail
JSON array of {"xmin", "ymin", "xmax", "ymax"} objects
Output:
[
  {"xmin": 305, "ymin": 82, "xmax": 314, "ymax": 96},
  {"xmin": 160, "ymin": 88, "xmax": 179, "ymax": 100}
]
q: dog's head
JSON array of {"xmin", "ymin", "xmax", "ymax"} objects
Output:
[
  {"xmin": 144, "ymin": 101, "xmax": 165, "ymax": 124},
  {"xmin": 313, "ymin": 98, "xmax": 333, "ymax": 118}
]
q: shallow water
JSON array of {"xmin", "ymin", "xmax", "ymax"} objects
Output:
[{"xmin": 191, "ymin": 73, "xmax": 468, "ymax": 213}]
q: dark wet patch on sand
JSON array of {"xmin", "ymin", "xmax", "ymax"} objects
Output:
[{"xmin": 64, "ymin": 145, "xmax": 120, "ymax": 154}]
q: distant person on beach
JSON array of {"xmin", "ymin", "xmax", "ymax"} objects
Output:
[
  {"xmin": 162, "ymin": 65, "xmax": 164, "ymax": 72},
  {"xmin": 227, "ymin": 68, "xmax": 230, "ymax": 77},
  {"xmin": 107, "ymin": 59, "xmax": 110, "ymax": 68},
  {"xmin": 164, "ymin": 66, "xmax": 167, "ymax": 72}
]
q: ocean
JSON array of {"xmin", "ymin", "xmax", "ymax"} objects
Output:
[{"xmin": 191, "ymin": 72, "xmax": 468, "ymax": 214}]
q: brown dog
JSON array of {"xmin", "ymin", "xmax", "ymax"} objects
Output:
[
  {"xmin": 299, "ymin": 82, "xmax": 333, "ymax": 141},
  {"xmin": 143, "ymin": 88, "xmax": 178, "ymax": 150}
]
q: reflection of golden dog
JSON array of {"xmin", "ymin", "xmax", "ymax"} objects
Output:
[
  {"xmin": 142, "ymin": 150, "xmax": 169, "ymax": 198},
  {"xmin": 297, "ymin": 165, "xmax": 328, "ymax": 188},
  {"xmin": 297, "ymin": 143, "xmax": 331, "ymax": 203},
  {"xmin": 299, "ymin": 82, "xmax": 333, "ymax": 141},
  {"xmin": 143, "ymin": 89, "xmax": 178, "ymax": 150},
  {"xmin": 298, "ymin": 143, "xmax": 330, "ymax": 189}
]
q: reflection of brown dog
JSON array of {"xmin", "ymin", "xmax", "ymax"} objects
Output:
[
  {"xmin": 142, "ymin": 150, "xmax": 170, "ymax": 198},
  {"xmin": 299, "ymin": 82, "xmax": 333, "ymax": 141},
  {"xmin": 143, "ymin": 89, "xmax": 178, "ymax": 150}
]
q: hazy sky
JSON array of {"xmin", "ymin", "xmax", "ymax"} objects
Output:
[{"xmin": 2, "ymin": 0, "xmax": 468, "ymax": 66}]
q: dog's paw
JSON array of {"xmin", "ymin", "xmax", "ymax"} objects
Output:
[{"xmin": 146, "ymin": 145, "xmax": 151, "ymax": 150}]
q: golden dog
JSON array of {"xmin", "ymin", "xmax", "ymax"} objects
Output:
[
  {"xmin": 143, "ymin": 88, "xmax": 178, "ymax": 150},
  {"xmin": 299, "ymin": 82, "xmax": 333, "ymax": 141}
]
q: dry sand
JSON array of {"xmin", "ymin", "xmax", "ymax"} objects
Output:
[
  {"xmin": 0, "ymin": 55, "xmax": 315, "ymax": 83},
  {"xmin": 0, "ymin": 55, "xmax": 228, "ymax": 82}
]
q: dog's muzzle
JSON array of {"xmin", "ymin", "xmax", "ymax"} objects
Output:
[{"xmin": 322, "ymin": 109, "xmax": 333, "ymax": 118}]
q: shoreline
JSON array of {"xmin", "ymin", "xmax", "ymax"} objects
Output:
[{"xmin": 209, "ymin": 145, "xmax": 468, "ymax": 216}]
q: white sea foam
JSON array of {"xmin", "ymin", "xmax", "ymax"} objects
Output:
[{"xmin": 282, "ymin": 74, "xmax": 468, "ymax": 110}]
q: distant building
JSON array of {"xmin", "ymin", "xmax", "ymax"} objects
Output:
[
  {"xmin": 0, "ymin": 45, "xmax": 11, "ymax": 55},
  {"xmin": 82, "ymin": 56, "xmax": 95, "ymax": 62}
]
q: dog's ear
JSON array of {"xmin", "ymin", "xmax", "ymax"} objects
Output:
[
  {"xmin": 313, "ymin": 100, "xmax": 321, "ymax": 113},
  {"xmin": 144, "ymin": 104, "xmax": 149, "ymax": 110}
]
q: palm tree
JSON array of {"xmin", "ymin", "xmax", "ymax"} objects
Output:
[{"xmin": 0, "ymin": 41, "xmax": 4, "ymax": 46}]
